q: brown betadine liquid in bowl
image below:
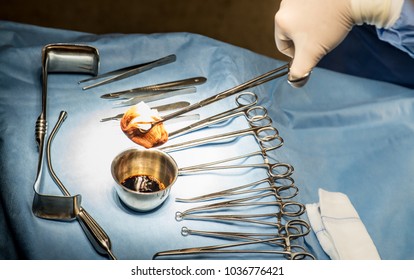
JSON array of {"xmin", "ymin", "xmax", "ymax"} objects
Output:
[{"xmin": 121, "ymin": 175, "xmax": 166, "ymax": 193}]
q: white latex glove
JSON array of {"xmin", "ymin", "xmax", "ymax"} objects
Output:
[{"xmin": 274, "ymin": 0, "xmax": 404, "ymax": 87}]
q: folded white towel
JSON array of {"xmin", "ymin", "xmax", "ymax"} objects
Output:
[{"xmin": 306, "ymin": 189, "xmax": 380, "ymax": 260}]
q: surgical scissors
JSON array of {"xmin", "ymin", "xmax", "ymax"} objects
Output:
[
  {"xmin": 153, "ymin": 220, "xmax": 315, "ymax": 260},
  {"xmin": 168, "ymin": 92, "xmax": 267, "ymax": 138},
  {"xmin": 176, "ymin": 176, "xmax": 298, "ymax": 202}
]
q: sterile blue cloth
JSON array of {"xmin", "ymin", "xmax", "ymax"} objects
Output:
[{"xmin": 1, "ymin": 20, "xmax": 414, "ymax": 260}]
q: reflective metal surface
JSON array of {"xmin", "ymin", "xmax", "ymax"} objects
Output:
[
  {"xmin": 111, "ymin": 148, "xmax": 178, "ymax": 212},
  {"xmin": 134, "ymin": 63, "xmax": 290, "ymax": 134},
  {"xmin": 33, "ymin": 43, "xmax": 99, "ymax": 220},
  {"xmin": 32, "ymin": 44, "xmax": 117, "ymax": 260},
  {"xmin": 79, "ymin": 54, "xmax": 176, "ymax": 90}
]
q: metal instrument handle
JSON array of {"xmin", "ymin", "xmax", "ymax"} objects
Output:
[
  {"xmin": 100, "ymin": 101, "xmax": 191, "ymax": 122},
  {"xmin": 101, "ymin": 76, "xmax": 207, "ymax": 99},
  {"xmin": 176, "ymin": 177, "xmax": 272, "ymax": 203},
  {"xmin": 46, "ymin": 111, "xmax": 117, "ymax": 260},
  {"xmin": 77, "ymin": 208, "xmax": 117, "ymax": 260},
  {"xmin": 162, "ymin": 125, "xmax": 274, "ymax": 153},
  {"xmin": 153, "ymin": 235, "xmax": 315, "ymax": 260},
  {"xmin": 146, "ymin": 63, "xmax": 289, "ymax": 132},
  {"xmin": 81, "ymin": 54, "xmax": 177, "ymax": 90},
  {"xmin": 169, "ymin": 93, "xmax": 261, "ymax": 138},
  {"xmin": 116, "ymin": 87, "xmax": 196, "ymax": 107}
]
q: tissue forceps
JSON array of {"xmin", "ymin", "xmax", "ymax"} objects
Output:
[
  {"xmin": 153, "ymin": 220, "xmax": 314, "ymax": 260},
  {"xmin": 79, "ymin": 54, "xmax": 176, "ymax": 90},
  {"xmin": 100, "ymin": 101, "xmax": 191, "ymax": 122},
  {"xmin": 176, "ymin": 176, "xmax": 298, "ymax": 203},
  {"xmin": 114, "ymin": 87, "xmax": 197, "ymax": 107},
  {"xmin": 168, "ymin": 92, "xmax": 266, "ymax": 138},
  {"xmin": 100, "ymin": 76, "xmax": 207, "ymax": 99}
]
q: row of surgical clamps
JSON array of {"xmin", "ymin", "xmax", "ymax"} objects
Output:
[{"xmin": 152, "ymin": 91, "xmax": 316, "ymax": 260}]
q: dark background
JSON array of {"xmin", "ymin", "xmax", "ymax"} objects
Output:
[{"xmin": 1, "ymin": 0, "xmax": 288, "ymax": 60}]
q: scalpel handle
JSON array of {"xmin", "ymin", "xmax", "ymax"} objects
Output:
[{"xmin": 139, "ymin": 76, "xmax": 207, "ymax": 91}]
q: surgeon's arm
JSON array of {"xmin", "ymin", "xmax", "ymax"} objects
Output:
[
  {"xmin": 377, "ymin": 0, "xmax": 414, "ymax": 58},
  {"xmin": 274, "ymin": 0, "xmax": 405, "ymax": 87}
]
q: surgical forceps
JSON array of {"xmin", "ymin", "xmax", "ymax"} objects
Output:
[
  {"xmin": 153, "ymin": 220, "xmax": 315, "ymax": 260},
  {"xmin": 168, "ymin": 92, "xmax": 267, "ymax": 138},
  {"xmin": 136, "ymin": 63, "xmax": 290, "ymax": 134},
  {"xmin": 175, "ymin": 193, "xmax": 306, "ymax": 223},
  {"xmin": 100, "ymin": 101, "xmax": 191, "ymax": 122},
  {"xmin": 180, "ymin": 219, "xmax": 309, "ymax": 248},
  {"xmin": 79, "ymin": 54, "xmax": 176, "ymax": 90},
  {"xmin": 113, "ymin": 87, "xmax": 197, "ymax": 107},
  {"xmin": 100, "ymin": 76, "xmax": 207, "ymax": 99},
  {"xmin": 112, "ymin": 77, "xmax": 207, "ymax": 107},
  {"xmin": 161, "ymin": 118, "xmax": 282, "ymax": 153},
  {"xmin": 174, "ymin": 136, "xmax": 290, "ymax": 180},
  {"xmin": 178, "ymin": 158, "xmax": 293, "ymax": 180},
  {"xmin": 176, "ymin": 176, "xmax": 298, "ymax": 203}
]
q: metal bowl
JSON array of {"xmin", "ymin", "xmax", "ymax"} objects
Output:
[{"xmin": 111, "ymin": 148, "xmax": 178, "ymax": 212}]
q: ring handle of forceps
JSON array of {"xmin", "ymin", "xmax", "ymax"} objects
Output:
[
  {"xmin": 163, "ymin": 124, "xmax": 280, "ymax": 153},
  {"xmin": 257, "ymin": 132, "xmax": 284, "ymax": 154},
  {"xmin": 254, "ymin": 126, "xmax": 280, "ymax": 142},
  {"xmin": 207, "ymin": 105, "xmax": 270, "ymax": 128},
  {"xmin": 235, "ymin": 92, "xmax": 258, "ymax": 107},
  {"xmin": 180, "ymin": 219, "xmax": 310, "ymax": 239},
  {"xmin": 279, "ymin": 201, "xmax": 306, "ymax": 217},
  {"xmin": 267, "ymin": 162, "xmax": 294, "ymax": 179},
  {"xmin": 271, "ymin": 178, "xmax": 299, "ymax": 200},
  {"xmin": 246, "ymin": 106, "xmax": 269, "ymax": 124},
  {"xmin": 282, "ymin": 219, "xmax": 311, "ymax": 238},
  {"xmin": 201, "ymin": 94, "xmax": 267, "ymax": 125}
]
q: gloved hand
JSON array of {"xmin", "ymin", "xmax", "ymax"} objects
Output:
[{"xmin": 274, "ymin": 0, "xmax": 404, "ymax": 87}]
